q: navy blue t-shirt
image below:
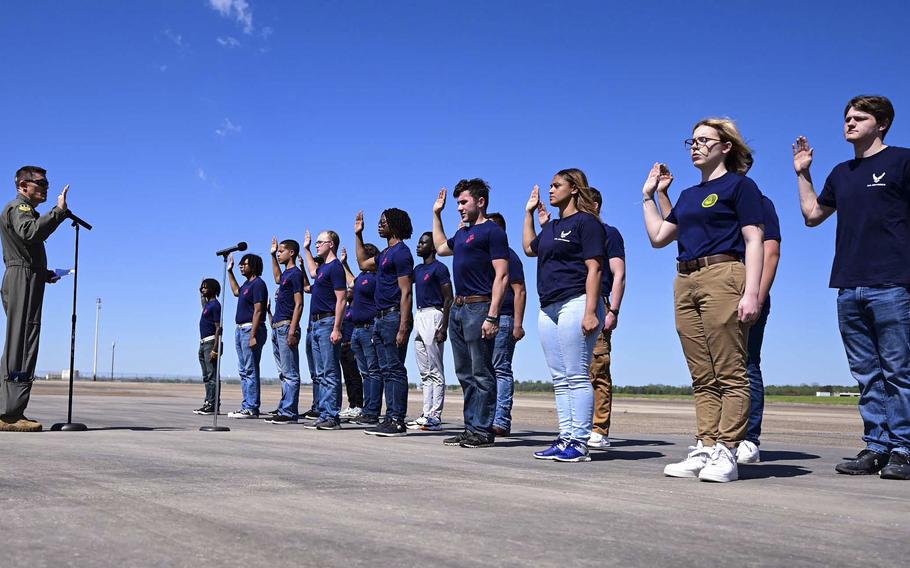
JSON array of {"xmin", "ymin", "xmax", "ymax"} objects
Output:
[
  {"xmin": 414, "ymin": 260, "xmax": 451, "ymax": 309},
  {"xmin": 761, "ymin": 196, "xmax": 781, "ymax": 242},
  {"xmin": 817, "ymin": 146, "xmax": 910, "ymax": 287},
  {"xmin": 200, "ymin": 299, "xmax": 221, "ymax": 338},
  {"xmin": 235, "ymin": 277, "xmax": 268, "ymax": 324},
  {"xmin": 273, "ymin": 266, "xmax": 304, "ymax": 322},
  {"xmin": 446, "ymin": 220, "xmax": 509, "ymax": 297},
  {"xmin": 342, "ymin": 308, "xmax": 354, "ymax": 343},
  {"xmin": 666, "ymin": 172, "xmax": 764, "ymax": 261},
  {"xmin": 601, "ymin": 224, "xmax": 626, "ymax": 298},
  {"xmin": 500, "ymin": 248, "xmax": 525, "ymax": 317},
  {"xmin": 350, "ymin": 271, "xmax": 377, "ymax": 324},
  {"xmin": 375, "ymin": 242, "xmax": 414, "ymax": 310},
  {"xmin": 310, "ymin": 259, "xmax": 346, "ymax": 315},
  {"xmin": 530, "ymin": 211, "xmax": 606, "ymax": 307}
]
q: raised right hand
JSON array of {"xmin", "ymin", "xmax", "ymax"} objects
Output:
[
  {"xmin": 793, "ymin": 136, "xmax": 814, "ymax": 174},
  {"xmin": 525, "ymin": 185, "xmax": 540, "ymax": 212},
  {"xmin": 270, "ymin": 236, "xmax": 278, "ymax": 255},
  {"xmin": 433, "ymin": 188, "xmax": 447, "ymax": 214},
  {"xmin": 303, "ymin": 229, "xmax": 311, "ymax": 249},
  {"xmin": 57, "ymin": 184, "xmax": 70, "ymax": 211},
  {"xmin": 227, "ymin": 254, "xmax": 235, "ymax": 271},
  {"xmin": 354, "ymin": 211, "xmax": 364, "ymax": 235},
  {"xmin": 642, "ymin": 162, "xmax": 664, "ymax": 198}
]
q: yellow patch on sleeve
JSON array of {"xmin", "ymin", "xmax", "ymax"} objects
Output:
[{"xmin": 17, "ymin": 204, "xmax": 31, "ymax": 212}]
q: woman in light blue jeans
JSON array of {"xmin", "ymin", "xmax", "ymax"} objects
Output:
[{"xmin": 523, "ymin": 168, "xmax": 606, "ymax": 462}]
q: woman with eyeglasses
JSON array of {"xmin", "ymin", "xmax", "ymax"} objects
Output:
[{"xmin": 642, "ymin": 118, "xmax": 764, "ymax": 482}]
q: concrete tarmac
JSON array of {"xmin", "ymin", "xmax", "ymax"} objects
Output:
[{"xmin": 3, "ymin": 382, "xmax": 908, "ymax": 567}]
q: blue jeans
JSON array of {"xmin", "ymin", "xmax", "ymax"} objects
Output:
[
  {"xmin": 271, "ymin": 323, "xmax": 301, "ymax": 418},
  {"xmin": 235, "ymin": 325, "xmax": 267, "ymax": 412},
  {"xmin": 450, "ymin": 302, "xmax": 497, "ymax": 436},
  {"xmin": 837, "ymin": 286, "xmax": 910, "ymax": 456},
  {"xmin": 374, "ymin": 311, "xmax": 409, "ymax": 420},
  {"xmin": 745, "ymin": 299, "xmax": 770, "ymax": 444},
  {"xmin": 538, "ymin": 294, "xmax": 603, "ymax": 442},
  {"xmin": 305, "ymin": 326, "xmax": 319, "ymax": 413},
  {"xmin": 310, "ymin": 317, "xmax": 342, "ymax": 421},
  {"xmin": 493, "ymin": 315, "xmax": 516, "ymax": 430},
  {"xmin": 351, "ymin": 324, "xmax": 383, "ymax": 417}
]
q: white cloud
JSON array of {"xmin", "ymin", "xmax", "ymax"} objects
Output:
[
  {"xmin": 163, "ymin": 29, "xmax": 184, "ymax": 47},
  {"xmin": 197, "ymin": 168, "xmax": 207, "ymax": 181},
  {"xmin": 260, "ymin": 26, "xmax": 273, "ymax": 39},
  {"xmin": 208, "ymin": 0, "xmax": 253, "ymax": 34},
  {"xmin": 216, "ymin": 36, "xmax": 241, "ymax": 48},
  {"xmin": 214, "ymin": 118, "xmax": 242, "ymax": 137}
]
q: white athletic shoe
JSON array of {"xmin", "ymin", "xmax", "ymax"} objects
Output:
[
  {"xmin": 736, "ymin": 440, "xmax": 761, "ymax": 464},
  {"xmin": 587, "ymin": 431, "xmax": 611, "ymax": 450},
  {"xmin": 406, "ymin": 416, "xmax": 428, "ymax": 430},
  {"xmin": 663, "ymin": 441, "xmax": 712, "ymax": 478},
  {"xmin": 699, "ymin": 444, "xmax": 739, "ymax": 482}
]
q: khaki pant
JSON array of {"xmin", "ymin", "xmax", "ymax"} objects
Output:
[
  {"xmin": 674, "ymin": 262, "xmax": 750, "ymax": 447},
  {"xmin": 589, "ymin": 328, "xmax": 613, "ymax": 436}
]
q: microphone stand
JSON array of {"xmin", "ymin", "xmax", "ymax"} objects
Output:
[
  {"xmin": 52, "ymin": 215, "xmax": 92, "ymax": 431},
  {"xmin": 201, "ymin": 252, "xmax": 231, "ymax": 432}
]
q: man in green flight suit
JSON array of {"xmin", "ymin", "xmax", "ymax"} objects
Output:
[{"xmin": 0, "ymin": 166, "xmax": 69, "ymax": 432}]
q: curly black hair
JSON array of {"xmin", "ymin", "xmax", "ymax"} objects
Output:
[
  {"xmin": 239, "ymin": 253, "xmax": 264, "ymax": 277},
  {"xmin": 381, "ymin": 207, "xmax": 413, "ymax": 240}
]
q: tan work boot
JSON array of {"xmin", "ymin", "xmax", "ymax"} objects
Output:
[{"xmin": 0, "ymin": 415, "xmax": 43, "ymax": 432}]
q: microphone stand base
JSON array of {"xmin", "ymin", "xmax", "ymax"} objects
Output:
[
  {"xmin": 50, "ymin": 422, "xmax": 88, "ymax": 432},
  {"xmin": 199, "ymin": 426, "xmax": 231, "ymax": 432}
]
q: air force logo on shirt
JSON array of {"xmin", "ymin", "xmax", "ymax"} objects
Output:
[
  {"xmin": 555, "ymin": 230, "xmax": 573, "ymax": 243},
  {"xmin": 701, "ymin": 193, "xmax": 719, "ymax": 208},
  {"xmin": 868, "ymin": 172, "xmax": 887, "ymax": 188}
]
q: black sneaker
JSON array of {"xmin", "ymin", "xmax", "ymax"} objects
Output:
[
  {"xmin": 354, "ymin": 414, "xmax": 379, "ymax": 425},
  {"xmin": 193, "ymin": 404, "xmax": 214, "ymax": 415},
  {"xmin": 266, "ymin": 414, "xmax": 298, "ymax": 425},
  {"xmin": 301, "ymin": 409, "xmax": 321, "ymax": 421},
  {"xmin": 262, "ymin": 408, "xmax": 280, "ymax": 419},
  {"xmin": 835, "ymin": 449, "xmax": 889, "ymax": 475},
  {"xmin": 460, "ymin": 433, "xmax": 495, "ymax": 448},
  {"xmin": 880, "ymin": 451, "xmax": 910, "ymax": 480},
  {"xmin": 444, "ymin": 430, "xmax": 470, "ymax": 446},
  {"xmin": 304, "ymin": 418, "xmax": 341, "ymax": 430},
  {"xmin": 364, "ymin": 418, "xmax": 407, "ymax": 437}
]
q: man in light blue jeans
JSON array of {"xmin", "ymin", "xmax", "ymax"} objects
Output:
[
  {"xmin": 266, "ymin": 238, "xmax": 304, "ymax": 424},
  {"xmin": 795, "ymin": 94, "xmax": 910, "ymax": 479},
  {"xmin": 226, "ymin": 253, "xmax": 268, "ymax": 419}
]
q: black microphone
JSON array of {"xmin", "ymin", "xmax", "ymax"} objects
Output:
[
  {"xmin": 215, "ymin": 241, "xmax": 247, "ymax": 257},
  {"xmin": 66, "ymin": 210, "xmax": 93, "ymax": 231}
]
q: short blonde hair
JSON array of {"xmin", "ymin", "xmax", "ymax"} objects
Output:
[{"xmin": 694, "ymin": 118, "xmax": 753, "ymax": 175}]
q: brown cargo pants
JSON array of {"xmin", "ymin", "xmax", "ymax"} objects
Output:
[
  {"xmin": 589, "ymin": 327, "xmax": 613, "ymax": 436},
  {"xmin": 674, "ymin": 261, "xmax": 750, "ymax": 447}
]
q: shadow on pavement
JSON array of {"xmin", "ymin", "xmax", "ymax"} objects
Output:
[
  {"xmin": 609, "ymin": 438, "xmax": 673, "ymax": 448},
  {"xmin": 738, "ymin": 464, "xmax": 813, "ymax": 479},
  {"xmin": 759, "ymin": 450, "xmax": 821, "ymax": 462},
  {"xmin": 591, "ymin": 450, "xmax": 665, "ymax": 461},
  {"xmin": 83, "ymin": 426, "xmax": 186, "ymax": 432}
]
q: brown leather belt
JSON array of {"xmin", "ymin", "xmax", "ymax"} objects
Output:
[
  {"xmin": 454, "ymin": 295, "xmax": 491, "ymax": 306},
  {"xmin": 311, "ymin": 312, "xmax": 334, "ymax": 322},
  {"xmin": 377, "ymin": 306, "xmax": 400, "ymax": 317},
  {"xmin": 677, "ymin": 254, "xmax": 741, "ymax": 275}
]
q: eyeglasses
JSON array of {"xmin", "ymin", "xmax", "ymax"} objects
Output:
[
  {"xmin": 684, "ymin": 136, "xmax": 723, "ymax": 150},
  {"xmin": 314, "ymin": 240, "xmax": 331, "ymax": 247},
  {"xmin": 377, "ymin": 219, "xmax": 388, "ymax": 227},
  {"xmin": 22, "ymin": 178, "xmax": 49, "ymax": 188}
]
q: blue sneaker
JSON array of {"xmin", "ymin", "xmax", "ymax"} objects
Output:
[
  {"xmin": 554, "ymin": 440, "xmax": 591, "ymax": 463},
  {"xmin": 533, "ymin": 438, "xmax": 569, "ymax": 460}
]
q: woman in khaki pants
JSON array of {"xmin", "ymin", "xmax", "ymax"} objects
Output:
[{"xmin": 642, "ymin": 118, "xmax": 765, "ymax": 482}]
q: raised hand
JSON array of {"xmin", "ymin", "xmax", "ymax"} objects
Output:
[
  {"xmin": 303, "ymin": 229, "xmax": 312, "ymax": 249},
  {"xmin": 270, "ymin": 236, "xmax": 278, "ymax": 255},
  {"xmin": 433, "ymin": 188, "xmax": 447, "ymax": 214},
  {"xmin": 227, "ymin": 254, "xmax": 235, "ymax": 271},
  {"xmin": 642, "ymin": 162, "xmax": 664, "ymax": 198},
  {"xmin": 526, "ymin": 185, "xmax": 540, "ymax": 212},
  {"xmin": 339, "ymin": 246, "xmax": 347, "ymax": 264},
  {"xmin": 656, "ymin": 163, "xmax": 674, "ymax": 193},
  {"xmin": 57, "ymin": 184, "xmax": 69, "ymax": 211},
  {"xmin": 537, "ymin": 201, "xmax": 551, "ymax": 226},
  {"xmin": 793, "ymin": 136, "xmax": 814, "ymax": 173},
  {"xmin": 354, "ymin": 211, "xmax": 364, "ymax": 235}
]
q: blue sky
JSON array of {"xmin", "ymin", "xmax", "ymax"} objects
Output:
[{"xmin": 1, "ymin": 0, "xmax": 907, "ymax": 386}]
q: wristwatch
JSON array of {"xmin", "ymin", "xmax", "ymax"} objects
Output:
[{"xmin": 609, "ymin": 308, "xmax": 619, "ymax": 316}]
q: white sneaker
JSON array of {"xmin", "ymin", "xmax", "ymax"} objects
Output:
[
  {"xmin": 736, "ymin": 440, "xmax": 761, "ymax": 464},
  {"xmin": 339, "ymin": 408, "xmax": 354, "ymax": 419},
  {"xmin": 348, "ymin": 407, "xmax": 362, "ymax": 419},
  {"xmin": 663, "ymin": 441, "xmax": 712, "ymax": 478},
  {"xmin": 587, "ymin": 431, "xmax": 611, "ymax": 450},
  {"xmin": 699, "ymin": 444, "xmax": 739, "ymax": 482},
  {"xmin": 406, "ymin": 416, "xmax": 428, "ymax": 429}
]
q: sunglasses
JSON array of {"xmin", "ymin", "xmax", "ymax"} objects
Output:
[{"xmin": 22, "ymin": 178, "xmax": 49, "ymax": 188}]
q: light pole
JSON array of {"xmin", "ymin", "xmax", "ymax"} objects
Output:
[
  {"xmin": 92, "ymin": 298, "xmax": 101, "ymax": 381},
  {"xmin": 110, "ymin": 340, "xmax": 116, "ymax": 380}
]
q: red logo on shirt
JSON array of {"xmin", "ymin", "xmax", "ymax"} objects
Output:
[
  {"xmin": 361, "ymin": 279, "xmax": 369, "ymax": 285},
  {"xmin": 466, "ymin": 234, "xmax": 476, "ymax": 244},
  {"xmin": 242, "ymin": 288, "xmax": 250, "ymax": 296},
  {"xmin": 382, "ymin": 256, "xmax": 390, "ymax": 266},
  {"xmin": 423, "ymin": 273, "xmax": 430, "ymax": 281}
]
